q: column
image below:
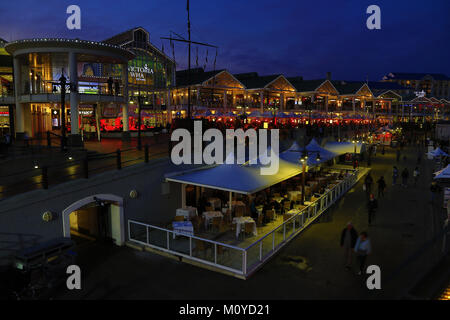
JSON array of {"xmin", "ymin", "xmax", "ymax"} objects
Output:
[
  {"xmin": 13, "ymin": 57, "xmax": 25, "ymax": 138},
  {"xmin": 260, "ymin": 91, "xmax": 264, "ymax": 112},
  {"xmin": 121, "ymin": 63, "xmax": 130, "ymax": 141},
  {"xmin": 362, "ymin": 99, "xmax": 366, "ymax": 114},
  {"xmin": 196, "ymin": 87, "xmax": 200, "ymax": 106},
  {"xmin": 280, "ymin": 93, "xmax": 285, "ymax": 111},
  {"xmin": 223, "ymin": 90, "xmax": 227, "ymax": 110},
  {"xmin": 325, "ymin": 96, "xmax": 329, "ymax": 113},
  {"xmin": 388, "ymin": 101, "xmax": 392, "ymax": 114},
  {"xmin": 68, "ymin": 52, "xmax": 79, "ymax": 135},
  {"xmin": 352, "ymin": 97, "xmax": 356, "ymax": 113}
]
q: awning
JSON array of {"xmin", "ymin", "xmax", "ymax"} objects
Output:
[
  {"xmin": 428, "ymin": 147, "xmax": 449, "ymax": 158},
  {"xmin": 324, "ymin": 141, "xmax": 364, "ymax": 155},
  {"xmin": 165, "ymin": 152, "xmax": 302, "ymax": 195},
  {"xmin": 280, "ymin": 139, "xmax": 337, "ymax": 167},
  {"xmin": 434, "ymin": 165, "xmax": 450, "ymax": 179}
]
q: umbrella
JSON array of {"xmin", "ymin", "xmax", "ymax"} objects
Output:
[{"xmin": 248, "ymin": 110, "xmax": 262, "ymax": 118}]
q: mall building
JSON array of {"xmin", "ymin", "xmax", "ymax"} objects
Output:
[{"xmin": 2, "ymin": 27, "xmax": 176, "ymax": 143}]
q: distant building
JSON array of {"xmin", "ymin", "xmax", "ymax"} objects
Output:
[
  {"xmin": 0, "ymin": 38, "xmax": 13, "ymax": 134},
  {"xmin": 382, "ymin": 72, "xmax": 450, "ymax": 99}
]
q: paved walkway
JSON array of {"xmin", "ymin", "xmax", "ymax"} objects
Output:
[{"xmin": 52, "ymin": 144, "xmax": 447, "ymax": 299}]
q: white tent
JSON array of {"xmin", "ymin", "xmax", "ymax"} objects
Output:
[
  {"xmin": 428, "ymin": 147, "xmax": 449, "ymax": 158},
  {"xmin": 434, "ymin": 165, "xmax": 450, "ymax": 179}
]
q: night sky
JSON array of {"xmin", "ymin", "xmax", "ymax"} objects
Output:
[{"xmin": 1, "ymin": 0, "xmax": 449, "ymax": 81}]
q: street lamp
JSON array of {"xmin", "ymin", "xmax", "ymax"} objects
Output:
[
  {"xmin": 50, "ymin": 68, "xmax": 76, "ymax": 151},
  {"xmin": 300, "ymin": 149, "xmax": 308, "ymax": 205}
]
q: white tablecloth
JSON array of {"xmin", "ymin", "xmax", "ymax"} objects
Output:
[
  {"xmin": 232, "ymin": 217, "xmax": 257, "ymax": 239},
  {"xmin": 172, "ymin": 221, "xmax": 194, "ymax": 238},
  {"xmin": 272, "ymin": 196, "xmax": 284, "ymax": 203},
  {"xmin": 288, "ymin": 191, "xmax": 302, "ymax": 201},
  {"xmin": 207, "ymin": 197, "xmax": 222, "ymax": 209},
  {"xmin": 176, "ymin": 207, "xmax": 198, "ymax": 220},
  {"xmin": 202, "ymin": 211, "xmax": 223, "ymax": 228}
]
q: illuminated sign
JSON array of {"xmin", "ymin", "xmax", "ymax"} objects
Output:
[{"xmin": 128, "ymin": 64, "xmax": 154, "ymax": 81}]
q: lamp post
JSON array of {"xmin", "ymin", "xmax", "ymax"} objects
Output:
[
  {"xmin": 51, "ymin": 69, "xmax": 76, "ymax": 151},
  {"xmin": 300, "ymin": 148, "xmax": 308, "ymax": 205}
]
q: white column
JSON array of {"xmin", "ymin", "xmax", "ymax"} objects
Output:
[
  {"xmin": 69, "ymin": 51, "xmax": 79, "ymax": 135},
  {"xmin": 122, "ymin": 104, "xmax": 129, "ymax": 132},
  {"xmin": 13, "ymin": 57, "xmax": 24, "ymax": 135},
  {"xmin": 229, "ymin": 192, "xmax": 233, "ymax": 208}
]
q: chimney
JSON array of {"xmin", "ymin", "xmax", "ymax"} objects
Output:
[{"xmin": 326, "ymin": 72, "xmax": 331, "ymax": 81}]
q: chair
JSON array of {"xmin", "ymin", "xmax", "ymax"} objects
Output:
[
  {"xmin": 218, "ymin": 221, "xmax": 229, "ymax": 234},
  {"xmin": 265, "ymin": 210, "xmax": 274, "ymax": 222},
  {"xmin": 244, "ymin": 223, "xmax": 255, "ymax": 237},
  {"xmin": 235, "ymin": 206, "xmax": 245, "ymax": 217},
  {"xmin": 273, "ymin": 193, "xmax": 281, "ymax": 198},
  {"xmin": 257, "ymin": 214, "xmax": 264, "ymax": 227},
  {"xmin": 193, "ymin": 240, "xmax": 212, "ymax": 258},
  {"xmin": 205, "ymin": 206, "xmax": 214, "ymax": 212},
  {"xmin": 174, "ymin": 216, "xmax": 184, "ymax": 222},
  {"xmin": 211, "ymin": 217, "xmax": 222, "ymax": 232}
]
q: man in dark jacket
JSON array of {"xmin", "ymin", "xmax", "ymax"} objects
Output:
[
  {"xmin": 364, "ymin": 173, "xmax": 374, "ymax": 195},
  {"xmin": 340, "ymin": 222, "xmax": 359, "ymax": 269},
  {"xmin": 377, "ymin": 176, "xmax": 386, "ymax": 198}
]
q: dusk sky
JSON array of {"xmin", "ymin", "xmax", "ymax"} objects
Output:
[{"xmin": 1, "ymin": 0, "xmax": 449, "ymax": 81}]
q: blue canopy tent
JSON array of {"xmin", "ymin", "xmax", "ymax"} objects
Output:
[
  {"xmin": 434, "ymin": 165, "xmax": 450, "ymax": 179},
  {"xmin": 324, "ymin": 141, "xmax": 365, "ymax": 155},
  {"xmin": 280, "ymin": 139, "xmax": 337, "ymax": 167},
  {"xmin": 248, "ymin": 110, "xmax": 262, "ymax": 118},
  {"xmin": 428, "ymin": 147, "xmax": 449, "ymax": 158},
  {"xmin": 166, "ymin": 152, "xmax": 303, "ymax": 195}
]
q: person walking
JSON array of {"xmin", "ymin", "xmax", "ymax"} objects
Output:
[
  {"xmin": 392, "ymin": 166, "xmax": 399, "ymax": 186},
  {"xmin": 340, "ymin": 222, "xmax": 358, "ymax": 270},
  {"xmin": 396, "ymin": 149, "xmax": 401, "ymax": 162},
  {"xmin": 367, "ymin": 194, "xmax": 378, "ymax": 226},
  {"xmin": 413, "ymin": 167, "xmax": 420, "ymax": 187},
  {"xmin": 430, "ymin": 182, "xmax": 441, "ymax": 205},
  {"xmin": 364, "ymin": 173, "xmax": 374, "ymax": 195},
  {"xmin": 401, "ymin": 168, "xmax": 409, "ymax": 188},
  {"xmin": 377, "ymin": 176, "xmax": 386, "ymax": 198},
  {"xmin": 354, "ymin": 232, "xmax": 372, "ymax": 275}
]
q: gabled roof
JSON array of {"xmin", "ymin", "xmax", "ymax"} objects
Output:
[
  {"xmin": 176, "ymin": 68, "xmax": 225, "ymax": 87},
  {"xmin": 368, "ymin": 81, "xmax": 409, "ymax": 91},
  {"xmin": 383, "ymin": 72, "xmax": 450, "ymax": 81},
  {"xmin": 286, "ymin": 78, "xmax": 327, "ymax": 93},
  {"xmin": 331, "ymin": 81, "xmax": 365, "ymax": 95},
  {"xmin": 234, "ymin": 73, "xmax": 280, "ymax": 90}
]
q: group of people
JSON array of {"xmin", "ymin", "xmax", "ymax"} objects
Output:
[{"xmin": 340, "ymin": 223, "xmax": 372, "ymax": 275}]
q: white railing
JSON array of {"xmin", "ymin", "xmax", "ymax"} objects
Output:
[
  {"xmin": 128, "ymin": 170, "xmax": 359, "ymax": 278},
  {"xmin": 128, "ymin": 219, "xmax": 247, "ymax": 275}
]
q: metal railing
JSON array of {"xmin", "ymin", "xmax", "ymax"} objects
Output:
[
  {"xmin": 0, "ymin": 138, "xmax": 169, "ymax": 200},
  {"xmin": 127, "ymin": 170, "xmax": 359, "ymax": 278}
]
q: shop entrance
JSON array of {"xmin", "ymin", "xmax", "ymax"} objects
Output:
[{"xmin": 62, "ymin": 194, "xmax": 124, "ymax": 246}]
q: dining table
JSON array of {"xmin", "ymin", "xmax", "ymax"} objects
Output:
[
  {"xmin": 202, "ymin": 211, "xmax": 223, "ymax": 228},
  {"xmin": 232, "ymin": 216, "xmax": 257, "ymax": 239},
  {"xmin": 175, "ymin": 206, "xmax": 198, "ymax": 220}
]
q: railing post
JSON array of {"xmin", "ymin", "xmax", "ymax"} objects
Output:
[
  {"xmin": 214, "ymin": 244, "xmax": 217, "ymax": 265},
  {"xmin": 83, "ymin": 157, "xmax": 89, "ymax": 179},
  {"xmin": 116, "ymin": 149, "xmax": 122, "ymax": 170},
  {"xmin": 189, "ymin": 237, "xmax": 192, "ymax": 257},
  {"xmin": 272, "ymin": 232, "xmax": 275, "ymax": 250},
  {"xmin": 41, "ymin": 166, "xmax": 48, "ymax": 189},
  {"xmin": 47, "ymin": 131, "xmax": 51, "ymax": 148},
  {"xmin": 243, "ymin": 251, "xmax": 247, "ymax": 275},
  {"xmin": 259, "ymin": 241, "xmax": 262, "ymax": 261},
  {"xmin": 128, "ymin": 220, "xmax": 131, "ymax": 241},
  {"xmin": 146, "ymin": 226, "xmax": 149, "ymax": 244},
  {"xmin": 283, "ymin": 224, "xmax": 286, "ymax": 240},
  {"xmin": 144, "ymin": 144, "xmax": 149, "ymax": 163},
  {"xmin": 166, "ymin": 231, "xmax": 170, "ymax": 250},
  {"xmin": 293, "ymin": 218, "xmax": 296, "ymax": 232}
]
